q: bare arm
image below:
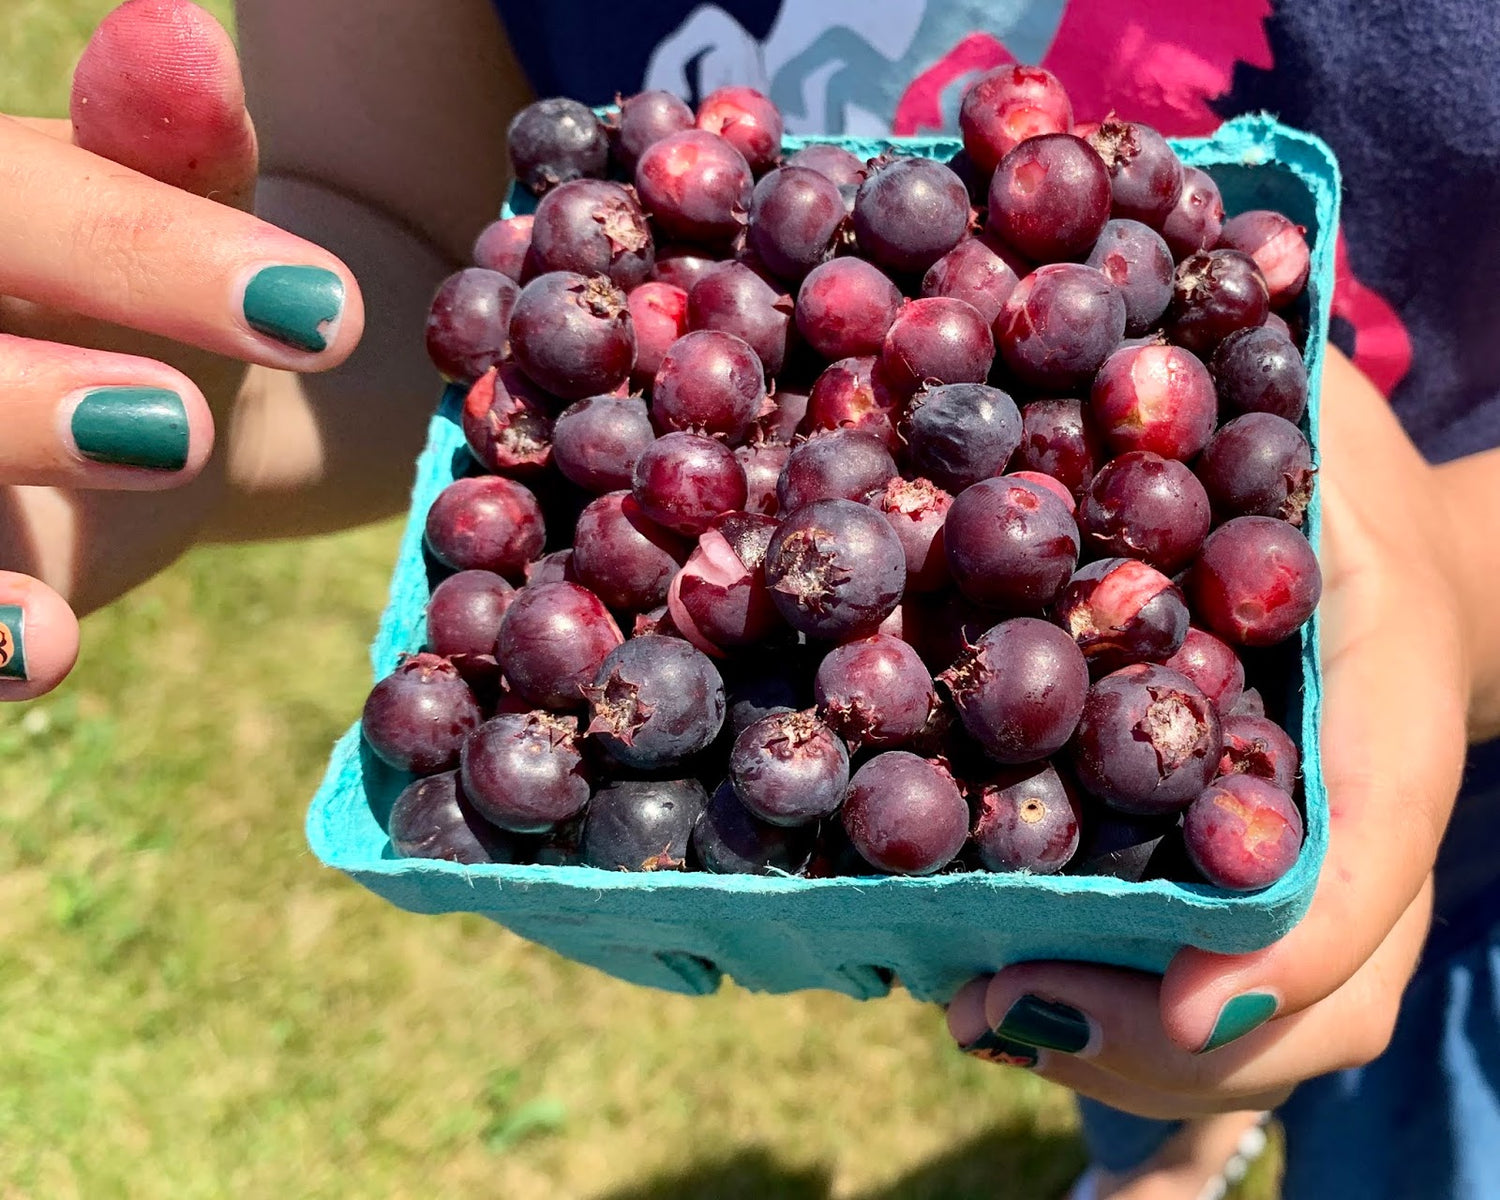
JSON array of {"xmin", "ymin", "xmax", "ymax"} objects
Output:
[
  {"xmin": 1436, "ymin": 446, "xmax": 1500, "ymax": 741},
  {"xmin": 206, "ymin": 0, "xmax": 533, "ymax": 539}
]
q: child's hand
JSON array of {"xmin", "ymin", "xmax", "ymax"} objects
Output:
[
  {"xmin": 0, "ymin": 0, "xmax": 364, "ymax": 699},
  {"xmin": 946, "ymin": 347, "xmax": 1471, "ymax": 1117}
]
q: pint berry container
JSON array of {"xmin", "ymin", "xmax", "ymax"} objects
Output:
[{"xmin": 306, "ymin": 115, "xmax": 1337, "ymax": 1002}]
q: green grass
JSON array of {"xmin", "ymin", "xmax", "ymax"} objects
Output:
[{"xmin": 0, "ymin": 5, "xmax": 1282, "ymax": 1197}]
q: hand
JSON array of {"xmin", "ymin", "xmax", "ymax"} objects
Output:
[
  {"xmin": 0, "ymin": 0, "xmax": 364, "ymax": 699},
  {"xmin": 945, "ymin": 346, "xmax": 1471, "ymax": 1118}
]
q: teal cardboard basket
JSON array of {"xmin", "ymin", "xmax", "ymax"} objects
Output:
[{"xmin": 306, "ymin": 115, "xmax": 1338, "ymax": 1003}]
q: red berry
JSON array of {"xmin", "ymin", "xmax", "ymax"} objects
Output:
[{"xmin": 1187, "ymin": 517, "xmax": 1322, "ymax": 647}]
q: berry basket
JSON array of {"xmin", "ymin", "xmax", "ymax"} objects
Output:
[{"xmin": 306, "ymin": 114, "xmax": 1337, "ymax": 1003}]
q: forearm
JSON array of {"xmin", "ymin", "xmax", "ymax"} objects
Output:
[
  {"xmin": 201, "ymin": 174, "xmax": 456, "ymax": 540},
  {"xmin": 1436, "ymin": 446, "xmax": 1500, "ymax": 741}
]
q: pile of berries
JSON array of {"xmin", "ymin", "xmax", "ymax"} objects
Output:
[{"xmin": 368, "ymin": 68, "xmax": 1320, "ymax": 894}]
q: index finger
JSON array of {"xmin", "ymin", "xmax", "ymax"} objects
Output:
[{"xmin": 0, "ymin": 116, "xmax": 362, "ymax": 370}]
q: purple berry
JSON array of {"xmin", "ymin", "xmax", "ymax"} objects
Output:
[
  {"xmin": 900, "ymin": 382, "xmax": 1021, "ymax": 493},
  {"xmin": 785, "ymin": 143, "xmax": 868, "ymax": 188},
  {"xmin": 631, "ymin": 431, "xmax": 748, "ymax": 535},
  {"xmin": 362, "ymin": 653, "xmax": 482, "ymax": 775},
  {"xmin": 696, "ymin": 86, "xmax": 783, "ymax": 175},
  {"xmin": 496, "ymin": 581, "xmax": 624, "ymax": 710},
  {"xmin": 425, "ymin": 268, "xmax": 519, "ymax": 384},
  {"xmin": 736, "ymin": 441, "xmax": 790, "ymax": 514},
  {"xmin": 1086, "ymin": 118, "xmax": 1184, "ymax": 228},
  {"xmin": 841, "ymin": 752, "xmax": 968, "ymax": 875},
  {"xmin": 460, "ymin": 711, "xmax": 591, "ymax": 833},
  {"xmin": 508, "ymin": 98, "xmax": 608, "ymax": 195},
  {"xmin": 580, "ymin": 777, "xmax": 709, "ymax": 871},
  {"xmin": 1196, "ymin": 412, "xmax": 1315, "ymax": 525},
  {"xmin": 729, "ymin": 710, "xmax": 850, "ymax": 827},
  {"xmin": 996, "ymin": 263, "xmax": 1126, "ymax": 391},
  {"xmin": 692, "ymin": 780, "xmax": 815, "ymax": 874},
  {"xmin": 425, "ymin": 569, "xmax": 515, "ymax": 686},
  {"xmin": 959, "ymin": 65, "xmax": 1073, "ymax": 175},
  {"xmin": 973, "ymin": 762, "xmax": 1082, "ymax": 874},
  {"xmin": 651, "ymin": 329, "xmax": 766, "ymax": 442},
  {"xmin": 1079, "ymin": 451, "xmax": 1212, "ymax": 574},
  {"xmin": 1071, "ymin": 663, "xmax": 1223, "ymax": 815},
  {"xmin": 1210, "ymin": 326, "xmax": 1309, "ymax": 423},
  {"xmin": 1183, "ymin": 775, "xmax": 1303, "ymax": 891},
  {"xmin": 461, "ymin": 368, "xmax": 553, "ymax": 476},
  {"xmin": 944, "ymin": 477, "xmax": 1080, "ymax": 612},
  {"xmin": 509, "ymin": 271, "xmax": 635, "ymax": 400},
  {"xmin": 584, "ymin": 634, "xmax": 726, "ymax": 769},
  {"xmin": 634, "ymin": 129, "xmax": 754, "ymax": 246},
  {"xmin": 852, "ymin": 157, "xmax": 971, "ymax": 276},
  {"xmin": 388, "ymin": 771, "xmax": 521, "ymax": 864},
  {"xmin": 776, "ymin": 429, "xmax": 897, "ymax": 512},
  {"xmin": 815, "ymin": 634, "xmax": 936, "ymax": 750},
  {"xmin": 472, "ymin": 215, "xmax": 533, "ymax": 282},
  {"xmin": 803, "ymin": 356, "xmax": 901, "ymax": 450},
  {"xmin": 551, "ymin": 395, "xmax": 656, "ymax": 494},
  {"xmin": 1086, "ymin": 219, "xmax": 1174, "ymax": 336},
  {"xmin": 1187, "ymin": 517, "xmax": 1322, "ymax": 647},
  {"xmin": 1091, "ymin": 343, "xmax": 1218, "ymax": 462},
  {"xmin": 764, "ymin": 498, "xmax": 906, "ymax": 641},
  {"xmin": 988, "ymin": 133, "xmax": 1110, "ymax": 263},
  {"xmin": 627, "ymin": 282, "xmax": 689, "ymax": 387},
  {"xmin": 1166, "ymin": 249, "xmax": 1270, "ymax": 355},
  {"xmin": 880, "ymin": 297, "xmax": 994, "ymax": 395},
  {"xmin": 866, "ymin": 476, "xmax": 952, "ymax": 593},
  {"xmin": 1220, "ymin": 713, "xmax": 1300, "ymax": 793},
  {"xmin": 571, "ymin": 491, "xmax": 689, "ymax": 613},
  {"xmin": 747, "ymin": 166, "xmax": 846, "ymax": 282},
  {"xmin": 1161, "ymin": 167, "xmax": 1224, "ymax": 260},
  {"xmin": 612, "ymin": 89, "xmax": 695, "ymax": 173},
  {"xmin": 1054, "ymin": 557, "xmax": 1189, "ymax": 673},
  {"xmin": 941, "ymin": 617, "xmax": 1089, "ymax": 763},
  {"xmin": 529, "ymin": 179, "xmax": 654, "ymax": 290},
  {"xmin": 795, "ymin": 258, "xmax": 904, "ymax": 360},
  {"xmin": 424, "ymin": 476, "xmax": 545, "ymax": 580}
]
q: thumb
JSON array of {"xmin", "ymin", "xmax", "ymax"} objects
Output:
[{"xmin": 70, "ymin": 0, "xmax": 258, "ymax": 209}]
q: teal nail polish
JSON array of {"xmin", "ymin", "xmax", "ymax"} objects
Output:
[
  {"xmin": 71, "ymin": 387, "xmax": 189, "ymax": 470},
  {"xmin": 961, "ymin": 1030, "xmax": 1039, "ymax": 1067},
  {"xmin": 0, "ymin": 604, "xmax": 28, "ymax": 680},
  {"xmin": 1198, "ymin": 992, "xmax": 1279, "ymax": 1054},
  {"xmin": 994, "ymin": 994, "xmax": 1094, "ymax": 1054},
  {"xmin": 242, "ymin": 265, "xmax": 344, "ymax": 353}
]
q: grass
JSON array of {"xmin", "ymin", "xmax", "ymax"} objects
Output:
[{"xmin": 0, "ymin": 5, "xmax": 1281, "ymax": 1197}]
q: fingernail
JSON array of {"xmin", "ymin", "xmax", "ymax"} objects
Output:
[
  {"xmin": 961, "ymin": 1030, "xmax": 1040, "ymax": 1067},
  {"xmin": 993, "ymin": 994, "xmax": 1094, "ymax": 1054},
  {"xmin": 0, "ymin": 604, "xmax": 29, "ymax": 680},
  {"xmin": 1197, "ymin": 991, "xmax": 1279, "ymax": 1054},
  {"xmin": 69, "ymin": 387, "xmax": 189, "ymax": 470},
  {"xmin": 242, "ymin": 265, "xmax": 345, "ymax": 353}
]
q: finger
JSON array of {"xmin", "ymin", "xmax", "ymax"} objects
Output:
[
  {"xmin": 965, "ymin": 876, "xmax": 1429, "ymax": 1106},
  {"xmin": 0, "ymin": 117, "xmax": 362, "ymax": 371},
  {"xmin": 71, "ymin": 0, "xmax": 258, "ymax": 209},
  {"xmin": 11, "ymin": 117, "xmax": 71, "ymax": 142},
  {"xmin": 1157, "ymin": 348, "xmax": 1467, "ymax": 1051},
  {"xmin": 0, "ymin": 572, "xmax": 80, "ymax": 701},
  {"xmin": 0, "ymin": 334, "xmax": 213, "ymax": 489}
]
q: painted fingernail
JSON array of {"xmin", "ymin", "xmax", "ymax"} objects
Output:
[
  {"xmin": 993, "ymin": 994, "xmax": 1094, "ymax": 1054},
  {"xmin": 961, "ymin": 1030, "xmax": 1040, "ymax": 1067},
  {"xmin": 242, "ymin": 265, "xmax": 345, "ymax": 353},
  {"xmin": 70, "ymin": 387, "xmax": 189, "ymax": 471},
  {"xmin": 1197, "ymin": 991, "xmax": 1279, "ymax": 1054},
  {"xmin": 0, "ymin": 604, "xmax": 28, "ymax": 680}
]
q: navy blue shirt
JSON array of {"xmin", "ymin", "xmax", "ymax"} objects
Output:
[{"xmin": 495, "ymin": 0, "xmax": 1500, "ymax": 937}]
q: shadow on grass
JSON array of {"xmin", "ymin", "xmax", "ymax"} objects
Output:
[{"xmin": 591, "ymin": 1127, "xmax": 1086, "ymax": 1200}]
